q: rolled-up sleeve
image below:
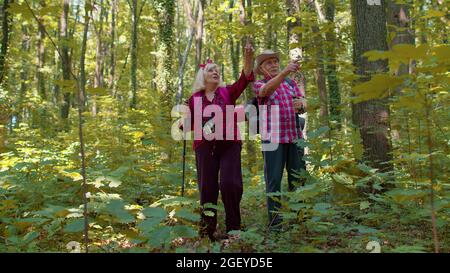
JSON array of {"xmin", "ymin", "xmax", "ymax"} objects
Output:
[{"xmin": 253, "ymin": 80, "xmax": 265, "ymax": 98}]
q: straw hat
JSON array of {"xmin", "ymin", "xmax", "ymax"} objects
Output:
[{"xmin": 254, "ymin": 50, "xmax": 280, "ymax": 75}]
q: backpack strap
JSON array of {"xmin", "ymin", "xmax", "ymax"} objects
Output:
[{"xmin": 284, "ymin": 77, "xmax": 295, "ymax": 89}]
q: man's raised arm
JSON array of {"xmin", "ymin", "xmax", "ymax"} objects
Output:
[{"xmin": 258, "ymin": 61, "xmax": 300, "ymax": 97}]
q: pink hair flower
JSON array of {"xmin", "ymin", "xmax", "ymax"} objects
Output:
[{"xmin": 199, "ymin": 58, "xmax": 213, "ymax": 69}]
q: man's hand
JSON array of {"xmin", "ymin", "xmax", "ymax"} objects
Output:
[
  {"xmin": 281, "ymin": 61, "xmax": 300, "ymax": 76},
  {"xmin": 243, "ymin": 37, "xmax": 255, "ymax": 77}
]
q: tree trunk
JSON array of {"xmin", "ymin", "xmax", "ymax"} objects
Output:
[
  {"xmin": 0, "ymin": 0, "xmax": 13, "ymax": 85},
  {"xmin": 109, "ymin": 0, "xmax": 117, "ymax": 94},
  {"xmin": 387, "ymin": 0, "xmax": 415, "ymax": 181},
  {"xmin": 93, "ymin": 0, "xmax": 106, "ymax": 115},
  {"xmin": 80, "ymin": 0, "xmax": 91, "ymax": 110},
  {"xmin": 265, "ymin": 12, "xmax": 272, "ymax": 49},
  {"xmin": 312, "ymin": 36, "xmax": 328, "ymax": 126},
  {"xmin": 17, "ymin": 24, "xmax": 30, "ymax": 126},
  {"xmin": 238, "ymin": 0, "xmax": 257, "ymax": 174},
  {"xmin": 286, "ymin": 0, "xmax": 308, "ymax": 141},
  {"xmin": 351, "ymin": 0, "xmax": 393, "ymax": 175},
  {"xmin": 177, "ymin": 0, "xmax": 196, "ymax": 103},
  {"xmin": 229, "ymin": 0, "xmax": 239, "ymax": 81},
  {"xmin": 324, "ymin": 0, "xmax": 341, "ymax": 128},
  {"xmin": 387, "ymin": 1, "xmax": 414, "ymax": 71},
  {"xmin": 34, "ymin": 1, "xmax": 47, "ymax": 129},
  {"xmin": 60, "ymin": 0, "xmax": 71, "ymax": 119},
  {"xmin": 94, "ymin": 0, "xmax": 105, "ymax": 89},
  {"xmin": 130, "ymin": 0, "xmax": 138, "ymax": 109},
  {"xmin": 310, "ymin": 1, "xmax": 329, "ymax": 127},
  {"xmin": 37, "ymin": 1, "xmax": 46, "ymax": 101},
  {"xmin": 156, "ymin": 0, "xmax": 175, "ymax": 162},
  {"xmin": 195, "ymin": 0, "xmax": 205, "ymax": 67},
  {"xmin": 157, "ymin": 0, "xmax": 175, "ymax": 107},
  {"xmin": 286, "ymin": 0, "xmax": 302, "ymax": 61}
]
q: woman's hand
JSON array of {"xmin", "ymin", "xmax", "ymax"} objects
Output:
[{"xmin": 243, "ymin": 37, "xmax": 254, "ymax": 77}]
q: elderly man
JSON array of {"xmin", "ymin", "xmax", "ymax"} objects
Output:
[{"xmin": 252, "ymin": 50, "xmax": 307, "ymax": 231}]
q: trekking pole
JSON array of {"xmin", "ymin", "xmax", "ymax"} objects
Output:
[
  {"xmin": 181, "ymin": 137, "xmax": 186, "ymax": 197},
  {"xmin": 180, "ymin": 99, "xmax": 189, "ymax": 197}
]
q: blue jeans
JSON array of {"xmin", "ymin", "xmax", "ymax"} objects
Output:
[{"xmin": 262, "ymin": 141, "xmax": 306, "ymax": 228}]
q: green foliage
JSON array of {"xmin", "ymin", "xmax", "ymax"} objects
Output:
[{"xmin": 0, "ymin": 0, "xmax": 448, "ymax": 253}]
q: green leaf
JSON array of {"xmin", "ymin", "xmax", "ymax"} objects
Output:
[
  {"xmin": 203, "ymin": 203, "xmax": 220, "ymax": 210},
  {"xmin": 7, "ymin": 3, "xmax": 34, "ymax": 20},
  {"xmin": 22, "ymin": 231, "xmax": 40, "ymax": 245},
  {"xmin": 151, "ymin": 196, "xmax": 198, "ymax": 208},
  {"xmin": 86, "ymin": 87, "xmax": 109, "ymax": 96},
  {"xmin": 64, "ymin": 219, "xmax": 85, "ymax": 233},
  {"xmin": 391, "ymin": 44, "xmax": 428, "ymax": 60},
  {"xmin": 94, "ymin": 176, "xmax": 122, "ymax": 188},
  {"xmin": 104, "ymin": 200, "xmax": 134, "ymax": 223},
  {"xmin": 109, "ymin": 166, "xmax": 129, "ymax": 178},
  {"xmin": 147, "ymin": 226, "xmax": 172, "ymax": 247},
  {"xmin": 38, "ymin": 5, "xmax": 61, "ymax": 17},
  {"xmin": 363, "ymin": 50, "xmax": 391, "ymax": 62},
  {"xmin": 355, "ymin": 225, "xmax": 378, "ymax": 234},
  {"xmin": 360, "ymin": 201, "xmax": 370, "ymax": 210},
  {"xmin": 332, "ymin": 173, "xmax": 353, "ymax": 185},
  {"xmin": 54, "ymin": 79, "xmax": 77, "ymax": 93},
  {"xmin": 351, "ymin": 129, "xmax": 364, "ymax": 160},
  {"xmin": 172, "ymin": 225, "xmax": 197, "ymax": 238},
  {"xmin": 313, "ymin": 203, "xmax": 332, "ymax": 213},
  {"xmin": 433, "ymin": 45, "xmax": 450, "ymax": 62},
  {"xmin": 307, "ymin": 126, "xmax": 330, "ymax": 139},
  {"xmin": 421, "ymin": 10, "xmax": 445, "ymax": 19},
  {"xmin": 352, "ymin": 74, "xmax": 404, "ymax": 103},
  {"xmin": 176, "ymin": 209, "xmax": 200, "ymax": 222},
  {"xmin": 390, "ymin": 245, "xmax": 427, "ymax": 253},
  {"xmin": 137, "ymin": 218, "xmax": 162, "ymax": 233},
  {"xmin": 142, "ymin": 207, "xmax": 167, "ymax": 219},
  {"xmin": 386, "ymin": 188, "xmax": 426, "ymax": 203},
  {"xmin": 203, "ymin": 210, "xmax": 215, "ymax": 217}
]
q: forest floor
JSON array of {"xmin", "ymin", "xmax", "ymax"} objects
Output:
[{"xmin": 162, "ymin": 172, "xmax": 448, "ymax": 253}]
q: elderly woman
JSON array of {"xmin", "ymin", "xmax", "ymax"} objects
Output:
[{"xmin": 182, "ymin": 39, "xmax": 254, "ymax": 241}]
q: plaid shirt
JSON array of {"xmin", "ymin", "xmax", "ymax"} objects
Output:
[{"xmin": 253, "ymin": 77, "xmax": 305, "ymax": 143}]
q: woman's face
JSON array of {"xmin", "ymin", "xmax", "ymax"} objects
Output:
[{"xmin": 204, "ymin": 66, "xmax": 220, "ymax": 85}]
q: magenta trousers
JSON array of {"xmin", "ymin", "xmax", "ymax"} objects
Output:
[{"xmin": 195, "ymin": 141, "xmax": 243, "ymax": 237}]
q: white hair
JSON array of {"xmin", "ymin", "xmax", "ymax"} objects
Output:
[{"xmin": 192, "ymin": 63, "xmax": 226, "ymax": 93}]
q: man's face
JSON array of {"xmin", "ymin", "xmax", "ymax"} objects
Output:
[{"xmin": 260, "ymin": 57, "xmax": 280, "ymax": 78}]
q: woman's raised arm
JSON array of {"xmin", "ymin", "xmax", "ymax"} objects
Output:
[{"xmin": 227, "ymin": 37, "xmax": 255, "ymax": 102}]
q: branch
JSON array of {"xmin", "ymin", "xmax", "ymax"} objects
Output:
[
  {"xmin": 313, "ymin": 0, "xmax": 326, "ymax": 23},
  {"xmin": 137, "ymin": 0, "xmax": 148, "ymax": 23},
  {"xmin": 23, "ymin": 0, "xmax": 78, "ymax": 81},
  {"xmin": 182, "ymin": 0, "xmax": 196, "ymax": 28},
  {"xmin": 239, "ymin": 0, "xmax": 245, "ymax": 25}
]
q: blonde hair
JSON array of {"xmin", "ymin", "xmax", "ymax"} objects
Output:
[{"xmin": 193, "ymin": 63, "xmax": 226, "ymax": 92}]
